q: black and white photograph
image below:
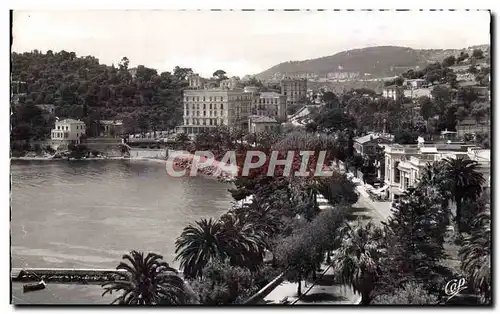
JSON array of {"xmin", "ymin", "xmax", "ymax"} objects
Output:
[{"xmin": 9, "ymin": 8, "xmax": 492, "ymax": 306}]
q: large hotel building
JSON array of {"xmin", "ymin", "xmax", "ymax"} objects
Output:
[
  {"xmin": 177, "ymin": 74, "xmax": 305, "ymax": 136},
  {"xmin": 179, "ymin": 89, "xmax": 252, "ymax": 135}
]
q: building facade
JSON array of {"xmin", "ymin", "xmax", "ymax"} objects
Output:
[
  {"xmin": 251, "ymin": 92, "xmax": 287, "ymax": 122},
  {"xmin": 99, "ymin": 120, "xmax": 124, "ymax": 137},
  {"xmin": 354, "ymin": 133, "xmax": 393, "ymax": 157},
  {"xmin": 178, "ymin": 89, "xmax": 252, "ymax": 136},
  {"xmin": 51, "ymin": 119, "xmax": 86, "ymax": 144},
  {"xmin": 382, "ymin": 86, "xmax": 403, "ymax": 101},
  {"xmin": 280, "ymin": 78, "xmax": 307, "ymax": 105},
  {"xmin": 383, "ymin": 142, "xmax": 480, "ymax": 200},
  {"xmin": 248, "ymin": 116, "xmax": 279, "ymax": 134},
  {"xmin": 220, "ymin": 77, "xmax": 239, "ymax": 90},
  {"xmin": 188, "ymin": 73, "xmax": 206, "ymax": 89}
]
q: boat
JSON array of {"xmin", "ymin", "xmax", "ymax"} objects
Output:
[{"xmin": 23, "ymin": 280, "xmax": 46, "ymax": 293}]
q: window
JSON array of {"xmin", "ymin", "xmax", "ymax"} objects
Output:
[
  {"xmin": 220, "ymin": 110, "xmax": 223, "ymax": 116},
  {"xmin": 403, "ymin": 177, "xmax": 410, "ymax": 190},
  {"xmin": 57, "ymin": 126, "xmax": 60, "ymax": 130},
  {"xmin": 220, "ymin": 104, "xmax": 224, "ymax": 110},
  {"xmin": 197, "ymin": 96, "xmax": 199, "ymax": 101},
  {"xmin": 394, "ymin": 162, "xmax": 401, "ymax": 183},
  {"xmin": 203, "ymin": 111, "xmax": 206, "ymax": 116},
  {"xmin": 203, "ymin": 96, "xmax": 206, "ymax": 101},
  {"xmin": 209, "ymin": 104, "xmax": 212, "ymax": 109},
  {"xmin": 203, "ymin": 104, "xmax": 206, "ymax": 109},
  {"xmin": 66, "ymin": 126, "xmax": 69, "ymax": 130},
  {"xmin": 210, "ymin": 96, "xmax": 212, "ymax": 101}
]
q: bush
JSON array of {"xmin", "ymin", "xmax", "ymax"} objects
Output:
[
  {"xmin": 189, "ymin": 260, "xmax": 255, "ymax": 305},
  {"xmin": 45, "ymin": 145, "xmax": 56, "ymax": 154},
  {"xmin": 372, "ymin": 281, "xmax": 439, "ymax": 304}
]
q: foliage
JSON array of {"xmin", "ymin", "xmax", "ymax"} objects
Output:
[
  {"xmin": 393, "ymin": 128, "xmax": 419, "ymax": 145},
  {"xmin": 189, "ymin": 259, "xmax": 256, "ymax": 305},
  {"xmin": 175, "ymin": 213, "xmax": 268, "ymax": 279},
  {"xmin": 275, "ymin": 206, "xmax": 347, "ymax": 296},
  {"xmin": 459, "ymin": 200, "xmax": 491, "ymax": 304},
  {"xmin": 331, "ymin": 221, "xmax": 386, "ymax": 305},
  {"xmin": 382, "ymin": 186, "xmax": 450, "ymax": 291},
  {"xmin": 472, "ymin": 49, "xmax": 484, "ymax": 59},
  {"xmin": 372, "ymin": 281, "xmax": 439, "ymax": 304},
  {"xmin": 319, "ymin": 172, "xmax": 359, "ymax": 206},
  {"xmin": 101, "ymin": 250, "xmax": 189, "ymax": 305},
  {"xmin": 442, "ymin": 56, "xmax": 456, "ymax": 67},
  {"xmin": 442, "ymin": 157, "xmax": 485, "ymax": 232},
  {"xmin": 175, "ymin": 218, "xmax": 229, "ymax": 279},
  {"xmin": 11, "ymin": 51, "xmax": 190, "ymax": 140}
]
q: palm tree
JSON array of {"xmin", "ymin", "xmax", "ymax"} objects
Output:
[
  {"xmin": 219, "ymin": 211, "xmax": 268, "ymax": 271},
  {"xmin": 331, "ymin": 221, "xmax": 385, "ymax": 305},
  {"xmin": 175, "ymin": 218, "xmax": 228, "ymax": 279},
  {"xmin": 459, "ymin": 205, "xmax": 491, "ymax": 304},
  {"xmin": 442, "ymin": 157, "xmax": 485, "ymax": 233},
  {"xmin": 101, "ymin": 250, "xmax": 188, "ymax": 305}
]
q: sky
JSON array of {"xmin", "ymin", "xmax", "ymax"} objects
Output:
[{"xmin": 12, "ymin": 10, "xmax": 491, "ymax": 77}]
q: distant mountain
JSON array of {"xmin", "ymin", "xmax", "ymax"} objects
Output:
[{"xmin": 255, "ymin": 45, "xmax": 490, "ymax": 80}]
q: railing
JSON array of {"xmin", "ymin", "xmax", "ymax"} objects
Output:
[{"xmin": 243, "ymin": 272, "xmax": 285, "ymax": 304}]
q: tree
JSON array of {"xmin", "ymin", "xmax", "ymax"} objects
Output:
[
  {"xmin": 189, "ymin": 259, "xmax": 256, "ymax": 304},
  {"xmin": 394, "ymin": 128, "xmax": 419, "ymax": 145},
  {"xmin": 456, "ymin": 51, "xmax": 469, "ymax": 63},
  {"xmin": 382, "ymin": 186, "xmax": 450, "ymax": 291},
  {"xmin": 319, "ymin": 172, "xmax": 359, "ymax": 206},
  {"xmin": 442, "ymin": 56, "xmax": 456, "ymax": 67},
  {"xmin": 331, "ymin": 221, "xmax": 386, "ymax": 305},
  {"xmin": 274, "ymin": 230, "xmax": 317, "ymax": 296},
  {"xmin": 212, "ymin": 70, "xmax": 228, "ymax": 82},
  {"xmin": 442, "ymin": 157, "xmax": 485, "ymax": 233},
  {"xmin": 418, "ymin": 96, "xmax": 434, "ymax": 121},
  {"xmin": 472, "ymin": 49, "xmax": 484, "ymax": 59},
  {"xmin": 101, "ymin": 250, "xmax": 189, "ymax": 305},
  {"xmin": 459, "ymin": 204, "xmax": 491, "ymax": 304},
  {"xmin": 175, "ymin": 218, "xmax": 229, "ymax": 279},
  {"xmin": 173, "ymin": 66, "xmax": 193, "ymax": 81}
]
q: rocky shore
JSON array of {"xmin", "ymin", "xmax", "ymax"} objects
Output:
[{"xmin": 171, "ymin": 155, "xmax": 236, "ymax": 182}]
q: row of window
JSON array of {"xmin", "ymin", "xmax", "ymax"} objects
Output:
[
  {"xmin": 56, "ymin": 125, "xmax": 84, "ymax": 131},
  {"xmin": 256, "ymin": 98, "xmax": 279, "ymax": 104},
  {"xmin": 185, "ymin": 103, "xmax": 224, "ymax": 110},
  {"xmin": 185, "ymin": 118, "xmax": 224, "ymax": 126},
  {"xmin": 185, "ymin": 110, "xmax": 225, "ymax": 117},
  {"xmin": 184, "ymin": 95, "xmax": 252, "ymax": 102},
  {"xmin": 52, "ymin": 132, "xmax": 82, "ymax": 139}
]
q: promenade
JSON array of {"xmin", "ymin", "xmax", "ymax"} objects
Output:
[{"xmin": 261, "ymin": 168, "xmax": 392, "ymax": 305}]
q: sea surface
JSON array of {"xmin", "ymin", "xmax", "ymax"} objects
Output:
[{"xmin": 11, "ymin": 160, "xmax": 233, "ymax": 270}]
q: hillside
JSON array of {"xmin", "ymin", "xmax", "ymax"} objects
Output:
[
  {"xmin": 11, "ymin": 51, "xmax": 193, "ymax": 139},
  {"xmin": 255, "ymin": 45, "xmax": 490, "ymax": 80}
]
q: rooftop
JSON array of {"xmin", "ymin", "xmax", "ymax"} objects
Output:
[
  {"xmin": 56, "ymin": 118, "xmax": 84, "ymax": 124},
  {"xmin": 260, "ymin": 92, "xmax": 282, "ymax": 98},
  {"xmin": 99, "ymin": 120, "xmax": 123, "ymax": 125},
  {"xmin": 355, "ymin": 133, "xmax": 393, "ymax": 144}
]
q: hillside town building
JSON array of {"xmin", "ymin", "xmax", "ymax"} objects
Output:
[{"xmin": 280, "ymin": 78, "xmax": 307, "ymax": 105}]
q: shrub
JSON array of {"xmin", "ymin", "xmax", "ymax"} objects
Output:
[{"xmin": 372, "ymin": 281, "xmax": 439, "ymax": 304}]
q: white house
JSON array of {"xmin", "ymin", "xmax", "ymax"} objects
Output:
[{"xmin": 51, "ymin": 118, "xmax": 86, "ymax": 144}]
